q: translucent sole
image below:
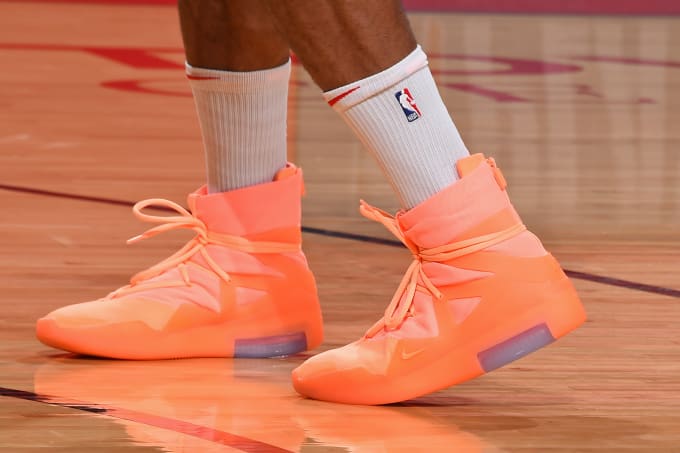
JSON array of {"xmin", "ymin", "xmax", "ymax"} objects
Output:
[
  {"xmin": 234, "ymin": 332, "xmax": 308, "ymax": 358},
  {"xmin": 477, "ymin": 323, "xmax": 555, "ymax": 372}
]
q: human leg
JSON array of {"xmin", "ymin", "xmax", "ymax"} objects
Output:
[
  {"xmin": 35, "ymin": 1, "xmax": 323, "ymax": 358},
  {"xmin": 264, "ymin": 0, "xmax": 586, "ymax": 404},
  {"xmin": 179, "ymin": 0, "xmax": 291, "ymax": 193},
  {"xmin": 266, "ymin": 0, "xmax": 469, "ymax": 209}
]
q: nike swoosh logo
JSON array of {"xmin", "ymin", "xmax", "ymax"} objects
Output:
[{"xmin": 401, "ymin": 348, "xmax": 426, "ymax": 360}]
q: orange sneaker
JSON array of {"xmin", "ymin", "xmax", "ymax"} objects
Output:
[
  {"xmin": 36, "ymin": 165, "xmax": 323, "ymax": 359},
  {"xmin": 292, "ymin": 154, "xmax": 586, "ymax": 405}
]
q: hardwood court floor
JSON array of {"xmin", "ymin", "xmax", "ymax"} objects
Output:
[{"xmin": 1, "ymin": 1, "xmax": 679, "ymax": 452}]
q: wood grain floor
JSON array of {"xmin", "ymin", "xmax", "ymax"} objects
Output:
[{"xmin": 1, "ymin": 2, "xmax": 679, "ymax": 452}]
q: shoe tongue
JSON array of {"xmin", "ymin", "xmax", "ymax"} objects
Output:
[
  {"xmin": 187, "ymin": 164, "xmax": 301, "ymax": 211},
  {"xmin": 186, "ymin": 164, "xmax": 303, "ymax": 238},
  {"xmin": 274, "ymin": 164, "xmax": 305, "ymax": 195},
  {"xmin": 274, "ymin": 165, "xmax": 297, "ymax": 181},
  {"xmin": 455, "ymin": 153, "xmax": 486, "ymax": 179}
]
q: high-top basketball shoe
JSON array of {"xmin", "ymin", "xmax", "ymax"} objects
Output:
[
  {"xmin": 292, "ymin": 154, "xmax": 586, "ymax": 405},
  {"xmin": 36, "ymin": 165, "xmax": 323, "ymax": 359}
]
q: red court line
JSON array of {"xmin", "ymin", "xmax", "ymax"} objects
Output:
[
  {"xmin": 5, "ymin": 0, "xmax": 680, "ymax": 15},
  {"xmin": 0, "ymin": 387, "xmax": 293, "ymax": 453}
]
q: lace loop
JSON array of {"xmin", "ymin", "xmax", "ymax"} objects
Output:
[
  {"xmin": 360, "ymin": 200, "xmax": 526, "ymax": 338},
  {"xmin": 108, "ymin": 198, "xmax": 300, "ymax": 299}
]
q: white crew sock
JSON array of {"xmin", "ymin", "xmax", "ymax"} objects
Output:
[
  {"xmin": 187, "ymin": 60, "xmax": 290, "ymax": 193},
  {"xmin": 324, "ymin": 46, "xmax": 469, "ymax": 209}
]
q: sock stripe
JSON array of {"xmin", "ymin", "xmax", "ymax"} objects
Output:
[
  {"xmin": 327, "ymin": 86, "xmax": 361, "ymax": 106},
  {"xmin": 186, "ymin": 74, "xmax": 219, "ymax": 81}
]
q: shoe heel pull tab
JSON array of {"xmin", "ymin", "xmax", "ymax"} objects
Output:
[
  {"xmin": 487, "ymin": 157, "xmax": 508, "ymax": 191},
  {"xmin": 456, "ymin": 153, "xmax": 486, "ymax": 178}
]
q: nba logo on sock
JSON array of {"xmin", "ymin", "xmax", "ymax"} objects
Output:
[{"xmin": 395, "ymin": 88, "xmax": 421, "ymax": 122}]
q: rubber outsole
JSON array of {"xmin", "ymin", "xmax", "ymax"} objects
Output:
[{"xmin": 36, "ymin": 318, "xmax": 321, "ymax": 359}]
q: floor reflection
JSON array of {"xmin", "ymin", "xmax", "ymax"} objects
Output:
[{"xmin": 33, "ymin": 356, "xmax": 496, "ymax": 452}]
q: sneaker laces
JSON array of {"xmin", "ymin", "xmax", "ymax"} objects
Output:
[
  {"xmin": 359, "ymin": 200, "xmax": 526, "ymax": 338},
  {"xmin": 108, "ymin": 198, "xmax": 300, "ymax": 299}
]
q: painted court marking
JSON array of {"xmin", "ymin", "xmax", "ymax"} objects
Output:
[
  {"xmin": 2, "ymin": 42, "xmax": 675, "ymax": 104},
  {"xmin": 1, "ymin": 183, "xmax": 678, "ymax": 299},
  {"xmin": 0, "ymin": 387, "xmax": 292, "ymax": 453}
]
